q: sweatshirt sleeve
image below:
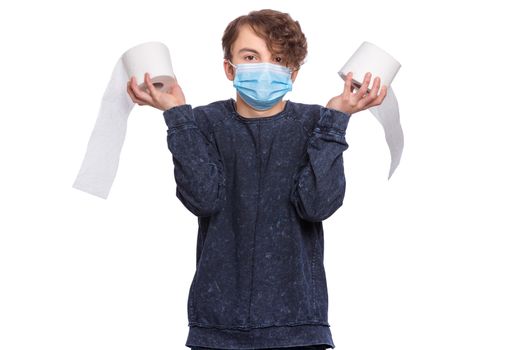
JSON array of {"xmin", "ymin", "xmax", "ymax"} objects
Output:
[
  {"xmin": 290, "ymin": 107, "xmax": 351, "ymax": 222},
  {"xmin": 163, "ymin": 104, "xmax": 226, "ymax": 217}
]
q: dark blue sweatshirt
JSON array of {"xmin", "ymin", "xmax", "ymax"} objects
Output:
[{"xmin": 163, "ymin": 99, "xmax": 351, "ymax": 349}]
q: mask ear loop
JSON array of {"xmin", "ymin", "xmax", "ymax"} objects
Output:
[
  {"xmin": 226, "ymin": 60, "xmax": 239, "ymax": 113},
  {"xmin": 227, "ymin": 60, "xmax": 238, "ymax": 80}
]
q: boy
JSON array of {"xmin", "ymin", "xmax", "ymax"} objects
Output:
[{"xmin": 127, "ymin": 9, "xmax": 386, "ymax": 350}]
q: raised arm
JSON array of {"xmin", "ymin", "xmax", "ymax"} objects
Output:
[
  {"xmin": 290, "ymin": 108, "xmax": 350, "ymax": 222},
  {"xmin": 163, "ymin": 105, "xmax": 226, "ymax": 217},
  {"xmin": 127, "ymin": 72, "xmax": 226, "ymax": 217}
]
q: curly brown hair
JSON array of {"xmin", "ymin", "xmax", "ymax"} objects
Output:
[{"xmin": 221, "ymin": 9, "xmax": 308, "ymax": 70}]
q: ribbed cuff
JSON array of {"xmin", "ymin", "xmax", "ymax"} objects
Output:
[
  {"xmin": 163, "ymin": 104, "xmax": 195, "ymax": 129},
  {"xmin": 316, "ymin": 108, "xmax": 351, "ymax": 136}
]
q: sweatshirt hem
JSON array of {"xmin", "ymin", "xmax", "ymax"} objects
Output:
[{"xmin": 185, "ymin": 323, "xmax": 335, "ymax": 349}]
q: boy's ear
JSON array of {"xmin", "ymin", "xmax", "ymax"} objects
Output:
[
  {"xmin": 291, "ymin": 68, "xmax": 299, "ymax": 83},
  {"xmin": 223, "ymin": 59, "xmax": 235, "ymax": 81}
]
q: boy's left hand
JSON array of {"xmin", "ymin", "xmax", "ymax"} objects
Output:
[{"xmin": 326, "ymin": 71, "xmax": 387, "ymax": 115}]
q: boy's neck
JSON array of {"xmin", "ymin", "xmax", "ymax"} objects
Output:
[{"xmin": 234, "ymin": 95, "xmax": 286, "ymax": 118}]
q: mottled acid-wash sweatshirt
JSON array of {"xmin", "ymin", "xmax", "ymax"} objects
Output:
[{"xmin": 163, "ymin": 99, "xmax": 351, "ymax": 350}]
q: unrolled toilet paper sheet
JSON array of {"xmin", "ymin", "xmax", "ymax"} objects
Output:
[
  {"xmin": 367, "ymin": 86, "xmax": 403, "ymax": 179},
  {"xmin": 72, "ymin": 59, "xmax": 134, "ymax": 199},
  {"xmin": 73, "ymin": 42, "xmax": 176, "ymax": 199}
]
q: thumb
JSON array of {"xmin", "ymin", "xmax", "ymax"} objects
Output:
[{"xmin": 168, "ymin": 83, "xmax": 181, "ymax": 98}]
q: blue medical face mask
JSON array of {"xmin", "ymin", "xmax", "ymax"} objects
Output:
[{"xmin": 229, "ymin": 61, "xmax": 293, "ymax": 111}]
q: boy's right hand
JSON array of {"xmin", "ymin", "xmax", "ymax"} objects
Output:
[{"xmin": 127, "ymin": 72, "xmax": 186, "ymax": 111}]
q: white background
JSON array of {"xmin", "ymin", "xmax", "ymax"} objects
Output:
[{"xmin": 1, "ymin": 0, "xmax": 524, "ymax": 349}]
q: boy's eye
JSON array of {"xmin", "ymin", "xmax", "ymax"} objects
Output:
[
  {"xmin": 244, "ymin": 55, "xmax": 257, "ymax": 61},
  {"xmin": 274, "ymin": 57, "xmax": 282, "ymax": 63}
]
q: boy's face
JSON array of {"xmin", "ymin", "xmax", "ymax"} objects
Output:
[{"xmin": 224, "ymin": 24, "xmax": 299, "ymax": 82}]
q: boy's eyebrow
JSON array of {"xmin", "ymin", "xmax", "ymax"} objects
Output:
[{"xmin": 237, "ymin": 48, "xmax": 260, "ymax": 55}]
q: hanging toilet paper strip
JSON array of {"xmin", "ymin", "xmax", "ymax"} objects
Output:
[
  {"xmin": 338, "ymin": 41, "xmax": 404, "ymax": 179},
  {"xmin": 73, "ymin": 42, "xmax": 176, "ymax": 198}
]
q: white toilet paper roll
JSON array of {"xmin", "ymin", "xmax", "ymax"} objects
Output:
[
  {"xmin": 73, "ymin": 41, "xmax": 176, "ymax": 199},
  {"xmin": 338, "ymin": 41, "xmax": 403, "ymax": 179}
]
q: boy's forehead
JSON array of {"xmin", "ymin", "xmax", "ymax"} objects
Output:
[{"xmin": 231, "ymin": 25, "xmax": 269, "ymax": 55}]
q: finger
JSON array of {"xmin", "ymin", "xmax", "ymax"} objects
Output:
[
  {"xmin": 144, "ymin": 72, "xmax": 159, "ymax": 100},
  {"xmin": 348, "ymin": 74, "xmax": 361, "ymax": 92},
  {"xmin": 343, "ymin": 72, "xmax": 353, "ymax": 96},
  {"xmin": 127, "ymin": 79, "xmax": 140, "ymax": 103},
  {"xmin": 130, "ymin": 75, "xmax": 154, "ymax": 105},
  {"xmin": 356, "ymin": 76, "xmax": 381, "ymax": 108},
  {"xmin": 369, "ymin": 76, "xmax": 381, "ymax": 98},
  {"xmin": 359, "ymin": 76, "xmax": 381, "ymax": 105},
  {"xmin": 368, "ymin": 85, "xmax": 388, "ymax": 108},
  {"xmin": 355, "ymin": 72, "xmax": 371, "ymax": 99},
  {"xmin": 127, "ymin": 80, "xmax": 146, "ymax": 105},
  {"xmin": 376, "ymin": 85, "xmax": 388, "ymax": 104},
  {"xmin": 128, "ymin": 77, "xmax": 147, "ymax": 105}
]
